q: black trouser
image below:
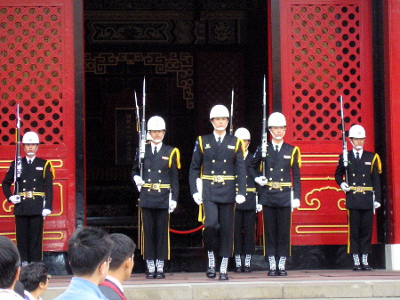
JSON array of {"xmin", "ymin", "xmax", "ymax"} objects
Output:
[
  {"xmin": 203, "ymin": 201, "xmax": 235, "ymax": 257},
  {"xmin": 15, "ymin": 215, "xmax": 44, "ymax": 262},
  {"xmin": 234, "ymin": 210, "xmax": 256, "ymax": 255},
  {"xmin": 141, "ymin": 208, "xmax": 169, "ymax": 261},
  {"xmin": 263, "ymin": 206, "xmax": 291, "ymax": 257},
  {"xmin": 348, "ymin": 209, "xmax": 373, "ymax": 254}
]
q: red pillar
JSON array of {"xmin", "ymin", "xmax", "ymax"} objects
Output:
[{"xmin": 385, "ymin": 0, "xmax": 400, "ymax": 269}]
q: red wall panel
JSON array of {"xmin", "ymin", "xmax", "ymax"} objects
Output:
[
  {"xmin": 277, "ymin": 0, "xmax": 375, "ymax": 245},
  {"xmin": 0, "ymin": 0, "xmax": 77, "ymax": 251}
]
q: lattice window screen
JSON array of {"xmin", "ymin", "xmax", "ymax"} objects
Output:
[
  {"xmin": 0, "ymin": 6, "xmax": 63, "ymax": 144},
  {"xmin": 288, "ymin": 4, "xmax": 362, "ymax": 141}
]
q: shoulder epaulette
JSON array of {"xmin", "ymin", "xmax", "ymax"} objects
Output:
[
  {"xmin": 198, "ymin": 136, "xmax": 204, "ymax": 154},
  {"xmin": 371, "ymin": 153, "xmax": 382, "ymax": 174},
  {"xmin": 235, "ymin": 138, "xmax": 245, "ymax": 158},
  {"xmin": 43, "ymin": 160, "xmax": 55, "ymax": 180},
  {"xmin": 290, "ymin": 146, "xmax": 302, "ymax": 168},
  {"xmin": 169, "ymin": 148, "xmax": 181, "ymax": 169}
]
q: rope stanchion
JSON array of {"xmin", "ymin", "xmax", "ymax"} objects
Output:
[{"xmin": 169, "ymin": 225, "xmax": 204, "ymax": 234}]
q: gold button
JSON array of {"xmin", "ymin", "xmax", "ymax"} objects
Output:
[
  {"xmin": 281, "ymin": 169, "xmax": 283, "ymax": 171},
  {"xmin": 211, "ymin": 171, "xmax": 215, "ymax": 174},
  {"xmin": 270, "ymin": 168, "xmax": 273, "ymax": 171},
  {"xmin": 224, "ymin": 160, "xmax": 227, "ymax": 163},
  {"xmin": 212, "ymin": 160, "xmax": 215, "ymax": 163},
  {"xmin": 148, "ymin": 169, "xmax": 151, "ymax": 172},
  {"xmin": 223, "ymin": 171, "xmax": 226, "ymax": 174},
  {"xmin": 211, "ymin": 182, "xmax": 214, "ymax": 185},
  {"xmin": 158, "ymin": 170, "xmax": 161, "ymax": 173}
]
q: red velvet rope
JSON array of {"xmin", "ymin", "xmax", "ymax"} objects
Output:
[{"xmin": 169, "ymin": 225, "xmax": 204, "ymax": 234}]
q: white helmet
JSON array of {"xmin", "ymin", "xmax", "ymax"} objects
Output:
[
  {"xmin": 210, "ymin": 105, "xmax": 229, "ymax": 119},
  {"xmin": 268, "ymin": 112, "xmax": 286, "ymax": 127},
  {"xmin": 348, "ymin": 125, "xmax": 366, "ymax": 138},
  {"xmin": 147, "ymin": 116, "xmax": 166, "ymax": 131},
  {"xmin": 22, "ymin": 131, "xmax": 39, "ymax": 144},
  {"xmin": 234, "ymin": 127, "xmax": 251, "ymax": 140}
]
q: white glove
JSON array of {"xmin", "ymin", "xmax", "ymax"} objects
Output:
[
  {"xmin": 255, "ymin": 176, "xmax": 267, "ymax": 186},
  {"xmin": 193, "ymin": 192, "xmax": 203, "ymax": 205},
  {"xmin": 169, "ymin": 200, "xmax": 177, "ymax": 213},
  {"xmin": 42, "ymin": 209, "xmax": 51, "ymax": 217},
  {"xmin": 235, "ymin": 194, "xmax": 246, "ymax": 204},
  {"xmin": 373, "ymin": 201, "xmax": 381, "ymax": 209},
  {"xmin": 256, "ymin": 204, "xmax": 263, "ymax": 213},
  {"xmin": 134, "ymin": 175, "xmax": 144, "ymax": 191},
  {"xmin": 291, "ymin": 199, "xmax": 300, "ymax": 209},
  {"xmin": 340, "ymin": 182, "xmax": 350, "ymax": 192},
  {"xmin": 9, "ymin": 195, "xmax": 21, "ymax": 204}
]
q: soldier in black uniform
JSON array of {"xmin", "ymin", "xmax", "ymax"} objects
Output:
[
  {"xmin": 335, "ymin": 124, "xmax": 382, "ymax": 271},
  {"xmin": 2, "ymin": 131, "xmax": 54, "ymax": 265},
  {"xmin": 189, "ymin": 104, "xmax": 247, "ymax": 280},
  {"xmin": 233, "ymin": 127, "xmax": 262, "ymax": 272},
  {"xmin": 249, "ymin": 112, "xmax": 301, "ymax": 276},
  {"xmin": 131, "ymin": 116, "xmax": 180, "ymax": 279}
]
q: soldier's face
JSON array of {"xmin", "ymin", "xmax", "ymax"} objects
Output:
[
  {"xmin": 149, "ymin": 130, "xmax": 165, "ymax": 144},
  {"xmin": 211, "ymin": 117, "xmax": 229, "ymax": 131},
  {"xmin": 243, "ymin": 140, "xmax": 250, "ymax": 150},
  {"xmin": 351, "ymin": 138, "xmax": 365, "ymax": 150},
  {"xmin": 23, "ymin": 144, "xmax": 39, "ymax": 156},
  {"xmin": 269, "ymin": 126, "xmax": 286, "ymax": 139}
]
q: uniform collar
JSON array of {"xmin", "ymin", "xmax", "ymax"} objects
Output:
[
  {"xmin": 105, "ymin": 275, "xmax": 124, "ymax": 292},
  {"xmin": 353, "ymin": 148, "xmax": 363, "ymax": 158},
  {"xmin": 213, "ymin": 131, "xmax": 226, "ymax": 142}
]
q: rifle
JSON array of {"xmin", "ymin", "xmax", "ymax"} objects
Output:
[
  {"xmin": 261, "ymin": 76, "xmax": 268, "ymax": 177},
  {"xmin": 14, "ymin": 104, "xmax": 22, "ymax": 200},
  {"xmin": 339, "ymin": 95, "xmax": 348, "ymax": 184},
  {"xmin": 139, "ymin": 78, "xmax": 147, "ymax": 177},
  {"xmin": 229, "ymin": 87, "xmax": 234, "ymax": 135},
  {"xmin": 134, "ymin": 90, "xmax": 143, "ymax": 178}
]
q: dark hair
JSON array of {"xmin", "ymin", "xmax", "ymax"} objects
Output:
[
  {"xmin": 19, "ymin": 262, "xmax": 48, "ymax": 292},
  {"xmin": 68, "ymin": 226, "xmax": 113, "ymax": 276},
  {"xmin": 108, "ymin": 234, "xmax": 136, "ymax": 271},
  {"xmin": 0, "ymin": 236, "xmax": 20, "ymax": 289}
]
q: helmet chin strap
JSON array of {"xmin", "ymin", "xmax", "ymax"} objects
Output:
[
  {"xmin": 269, "ymin": 129, "xmax": 285, "ymax": 140},
  {"xmin": 26, "ymin": 152, "xmax": 36, "ymax": 156},
  {"xmin": 150, "ymin": 133, "xmax": 165, "ymax": 144},
  {"xmin": 350, "ymin": 139, "xmax": 363, "ymax": 151},
  {"xmin": 212, "ymin": 124, "xmax": 227, "ymax": 131}
]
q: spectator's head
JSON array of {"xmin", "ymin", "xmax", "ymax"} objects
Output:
[
  {"xmin": 19, "ymin": 262, "xmax": 49, "ymax": 297},
  {"xmin": 0, "ymin": 236, "xmax": 21, "ymax": 289},
  {"xmin": 68, "ymin": 227, "xmax": 113, "ymax": 282},
  {"xmin": 108, "ymin": 234, "xmax": 136, "ymax": 282}
]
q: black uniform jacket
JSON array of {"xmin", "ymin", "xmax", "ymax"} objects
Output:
[
  {"xmin": 248, "ymin": 142, "xmax": 301, "ymax": 207},
  {"xmin": 236, "ymin": 151, "xmax": 256, "ymax": 210},
  {"xmin": 2, "ymin": 157, "xmax": 53, "ymax": 216},
  {"xmin": 334, "ymin": 150, "xmax": 382, "ymax": 210},
  {"xmin": 132, "ymin": 143, "xmax": 180, "ymax": 209},
  {"xmin": 189, "ymin": 134, "xmax": 247, "ymax": 203}
]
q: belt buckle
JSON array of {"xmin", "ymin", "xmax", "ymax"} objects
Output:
[
  {"xmin": 213, "ymin": 175, "xmax": 224, "ymax": 183},
  {"xmin": 272, "ymin": 182, "xmax": 280, "ymax": 189},
  {"xmin": 26, "ymin": 191, "xmax": 33, "ymax": 198},
  {"xmin": 151, "ymin": 183, "xmax": 161, "ymax": 192},
  {"xmin": 355, "ymin": 186, "xmax": 363, "ymax": 193}
]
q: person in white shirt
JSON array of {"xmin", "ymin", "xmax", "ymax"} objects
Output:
[{"xmin": 99, "ymin": 234, "xmax": 136, "ymax": 300}]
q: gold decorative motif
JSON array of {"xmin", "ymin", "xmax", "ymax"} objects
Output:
[
  {"xmin": 295, "ymin": 225, "xmax": 348, "ymax": 234},
  {"xmin": 298, "ymin": 186, "xmax": 343, "ymax": 211},
  {"xmin": 85, "ymin": 52, "xmax": 194, "ymax": 108}
]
